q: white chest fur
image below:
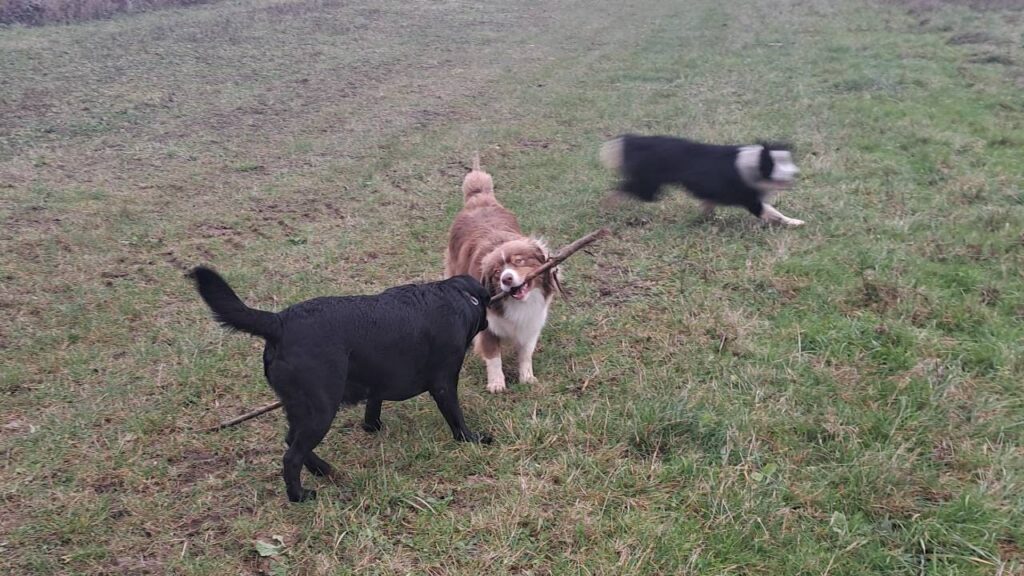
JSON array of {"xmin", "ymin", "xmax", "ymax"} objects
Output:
[{"xmin": 487, "ymin": 289, "xmax": 550, "ymax": 346}]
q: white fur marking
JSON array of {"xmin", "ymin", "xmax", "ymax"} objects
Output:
[
  {"xmin": 500, "ymin": 268, "xmax": 522, "ymax": 293},
  {"xmin": 487, "ymin": 287, "xmax": 550, "ymax": 346},
  {"xmin": 599, "ymin": 138, "xmax": 624, "ymax": 171},
  {"xmin": 770, "ymin": 150, "xmax": 799, "ymax": 181},
  {"xmin": 735, "ymin": 145, "xmax": 764, "ymax": 190},
  {"xmin": 761, "ymin": 203, "xmax": 805, "ymax": 227},
  {"xmin": 485, "ymin": 356, "xmax": 506, "ymax": 393}
]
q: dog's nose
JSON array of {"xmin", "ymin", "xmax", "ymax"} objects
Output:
[{"xmin": 500, "ymin": 271, "xmax": 515, "ymax": 286}]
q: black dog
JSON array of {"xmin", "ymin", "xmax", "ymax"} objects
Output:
[
  {"xmin": 600, "ymin": 135, "xmax": 805, "ymax": 226},
  {"xmin": 191, "ymin": 267, "xmax": 492, "ymax": 503}
]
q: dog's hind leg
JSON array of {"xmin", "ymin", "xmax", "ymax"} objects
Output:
[
  {"xmin": 623, "ymin": 177, "xmax": 660, "ymax": 202},
  {"xmin": 282, "ymin": 409, "xmax": 335, "ymax": 502},
  {"xmin": 429, "ymin": 372, "xmax": 492, "ymax": 444},
  {"xmin": 275, "ymin": 361, "xmax": 343, "ymax": 503},
  {"xmin": 285, "ymin": 428, "xmax": 334, "ymax": 477},
  {"xmin": 476, "ymin": 331, "xmax": 506, "ymax": 393},
  {"xmin": 760, "ymin": 203, "xmax": 805, "ymax": 227},
  {"xmin": 699, "ymin": 200, "xmax": 717, "ymax": 219},
  {"xmin": 362, "ymin": 398, "xmax": 383, "ymax": 433}
]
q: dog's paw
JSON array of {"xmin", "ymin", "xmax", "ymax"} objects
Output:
[
  {"xmin": 461, "ymin": 430, "xmax": 493, "ymax": 444},
  {"xmin": 361, "ymin": 420, "xmax": 383, "ymax": 433},
  {"xmin": 486, "ymin": 379, "xmax": 507, "ymax": 393},
  {"xmin": 786, "ymin": 218, "xmax": 806, "ymax": 227},
  {"xmin": 288, "ymin": 488, "xmax": 318, "ymax": 503},
  {"xmin": 520, "ymin": 374, "xmax": 538, "ymax": 385}
]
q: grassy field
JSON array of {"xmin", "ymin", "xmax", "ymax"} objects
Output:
[{"xmin": 2, "ymin": 0, "xmax": 1023, "ymax": 573}]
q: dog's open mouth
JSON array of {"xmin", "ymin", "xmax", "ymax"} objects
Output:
[{"xmin": 507, "ymin": 282, "xmax": 531, "ymax": 300}]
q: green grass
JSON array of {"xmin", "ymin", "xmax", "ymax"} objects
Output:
[{"xmin": 2, "ymin": 0, "xmax": 1023, "ymax": 573}]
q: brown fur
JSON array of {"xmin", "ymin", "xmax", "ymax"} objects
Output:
[
  {"xmin": 444, "ymin": 154, "xmax": 560, "ymax": 392},
  {"xmin": 445, "ymin": 160, "xmax": 558, "ymax": 309}
]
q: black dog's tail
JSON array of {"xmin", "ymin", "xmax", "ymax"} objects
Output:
[{"xmin": 191, "ymin": 266, "xmax": 281, "ymax": 341}]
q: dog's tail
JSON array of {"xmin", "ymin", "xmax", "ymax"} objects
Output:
[
  {"xmin": 599, "ymin": 137, "xmax": 624, "ymax": 172},
  {"xmin": 461, "ymin": 152, "xmax": 494, "ymax": 202},
  {"xmin": 191, "ymin": 266, "xmax": 281, "ymax": 341}
]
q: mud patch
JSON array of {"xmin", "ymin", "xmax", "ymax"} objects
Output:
[
  {"xmin": 947, "ymin": 31, "xmax": 995, "ymax": 44},
  {"xmin": 899, "ymin": 0, "xmax": 1024, "ymax": 13}
]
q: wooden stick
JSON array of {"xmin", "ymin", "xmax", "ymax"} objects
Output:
[
  {"xmin": 203, "ymin": 228, "xmax": 609, "ymax": 431},
  {"xmin": 489, "ymin": 227, "xmax": 610, "ymax": 305},
  {"xmin": 202, "ymin": 401, "xmax": 282, "ymax": 432}
]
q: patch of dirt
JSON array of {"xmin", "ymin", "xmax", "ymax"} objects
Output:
[
  {"xmin": 0, "ymin": 207, "xmax": 62, "ymax": 241},
  {"xmin": 588, "ymin": 264, "xmax": 659, "ymax": 307},
  {"xmin": 517, "ymin": 138, "xmax": 553, "ymax": 149},
  {"xmin": 843, "ymin": 272, "xmax": 903, "ymax": 314},
  {"xmin": 947, "ymin": 31, "xmax": 995, "ymax": 44},
  {"xmin": 159, "ymin": 249, "xmax": 190, "ymax": 272},
  {"xmin": 968, "ymin": 53, "xmax": 1016, "ymax": 66},
  {"xmin": 979, "ymin": 285, "xmax": 1001, "ymax": 306},
  {"xmin": 103, "ymin": 557, "xmax": 167, "ymax": 575},
  {"xmin": 899, "ymin": 0, "xmax": 1024, "ymax": 13},
  {"xmin": 770, "ymin": 276, "xmax": 810, "ymax": 302},
  {"xmin": 247, "ymin": 199, "xmax": 347, "ymax": 238},
  {"xmin": 997, "ymin": 537, "xmax": 1023, "ymax": 561},
  {"xmin": 169, "ymin": 448, "xmax": 228, "ymax": 482}
]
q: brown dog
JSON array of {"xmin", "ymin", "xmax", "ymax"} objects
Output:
[{"xmin": 445, "ymin": 155, "xmax": 561, "ymax": 393}]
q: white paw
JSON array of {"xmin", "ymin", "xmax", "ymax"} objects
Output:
[
  {"xmin": 786, "ymin": 218, "xmax": 806, "ymax": 227},
  {"xmin": 486, "ymin": 378, "xmax": 507, "ymax": 394},
  {"xmin": 519, "ymin": 372, "xmax": 538, "ymax": 385}
]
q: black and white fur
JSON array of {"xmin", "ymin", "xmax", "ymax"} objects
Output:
[
  {"xmin": 191, "ymin": 267, "xmax": 492, "ymax": 503},
  {"xmin": 600, "ymin": 135, "xmax": 804, "ymax": 226}
]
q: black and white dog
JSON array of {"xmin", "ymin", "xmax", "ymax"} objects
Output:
[
  {"xmin": 191, "ymin": 267, "xmax": 492, "ymax": 503},
  {"xmin": 600, "ymin": 135, "xmax": 804, "ymax": 226}
]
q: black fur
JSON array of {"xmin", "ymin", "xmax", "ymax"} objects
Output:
[
  {"xmin": 191, "ymin": 266, "xmax": 492, "ymax": 503},
  {"xmin": 606, "ymin": 135, "xmax": 793, "ymax": 218}
]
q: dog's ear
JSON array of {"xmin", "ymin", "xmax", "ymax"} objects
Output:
[
  {"xmin": 532, "ymin": 242, "xmax": 550, "ymax": 266},
  {"xmin": 480, "ymin": 268, "xmax": 500, "ymax": 298},
  {"xmin": 758, "ymin": 145, "xmax": 774, "ymax": 181}
]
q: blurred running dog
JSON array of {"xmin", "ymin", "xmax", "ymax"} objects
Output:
[{"xmin": 600, "ymin": 135, "xmax": 804, "ymax": 226}]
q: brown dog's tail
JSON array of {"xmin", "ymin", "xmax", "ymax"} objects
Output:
[
  {"xmin": 191, "ymin": 266, "xmax": 282, "ymax": 341},
  {"xmin": 461, "ymin": 152, "xmax": 494, "ymax": 203}
]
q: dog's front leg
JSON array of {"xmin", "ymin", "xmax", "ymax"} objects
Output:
[
  {"xmin": 429, "ymin": 378, "xmax": 492, "ymax": 444},
  {"xmin": 476, "ymin": 331, "xmax": 506, "ymax": 393},
  {"xmin": 516, "ymin": 337, "xmax": 539, "ymax": 385},
  {"xmin": 760, "ymin": 203, "xmax": 805, "ymax": 227}
]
